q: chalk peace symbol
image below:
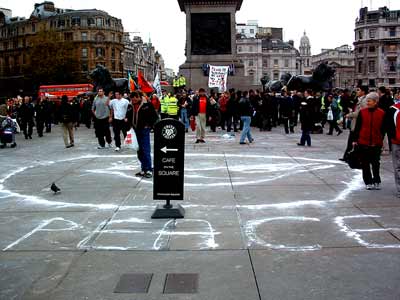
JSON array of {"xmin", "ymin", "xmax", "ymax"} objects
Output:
[{"xmin": 162, "ymin": 125, "xmax": 177, "ymax": 140}]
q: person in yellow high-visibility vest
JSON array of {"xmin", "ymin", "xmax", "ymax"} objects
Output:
[
  {"xmin": 166, "ymin": 94, "xmax": 179, "ymax": 120},
  {"xmin": 160, "ymin": 90, "xmax": 169, "ymax": 119},
  {"xmin": 173, "ymin": 76, "xmax": 179, "ymax": 94},
  {"xmin": 178, "ymin": 74, "xmax": 186, "ymax": 90}
]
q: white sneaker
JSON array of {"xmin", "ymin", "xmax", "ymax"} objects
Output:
[
  {"xmin": 115, "ymin": 147, "xmax": 120, "ymax": 152},
  {"xmin": 107, "ymin": 143, "xmax": 113, "ymax": 148},
  {"xmin": 366, "ymin": 185, "xmax": 374, "ymax": 190},
  {"xmin": 374, "ymin": 183, "xmax": 381, "ymax": 190}
]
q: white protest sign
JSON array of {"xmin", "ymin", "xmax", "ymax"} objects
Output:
[{"xmin": 208, "ymin": 65, "xmax": 229, "ymax": 92}]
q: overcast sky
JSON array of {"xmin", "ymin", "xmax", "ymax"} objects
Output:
[{"xmin": 2, "ymin": 0, "xmax": 400, "ymax": 72}]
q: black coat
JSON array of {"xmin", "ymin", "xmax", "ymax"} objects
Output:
[
  {"xmin": 299, "ymin": 99, "xmax": 313, "ymax": 131},
  {"xmin": 18, "ymin": 103, "xmax": 35, "ymax": 121},
  {"xmin": 238, "ymin": 97, "xmax": 253, "ymax": 117},
  {"xmin": 59, "ymin": 102, "xmax": 76, "ymax": 124},
  {"xmin": 127, "ymin": 101, "xmax": 159, "ymax": 130},
  {"xmin": 191, "ymin": 95, "xmax": 211, "ymax": 117},
  {"xmin": 279, "ymin": 96, "xmax": 295, "ymax": 118}
]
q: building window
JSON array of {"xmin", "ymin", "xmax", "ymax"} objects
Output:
[
  {"xmin": 96, "ymin": 18, "xmax": 103, "ymax": 27},
  {"xmin": 274, "ymin": 59, "xmax": 279, "ymax": 66},
  {"xmin": 57, "ymin": 19, "xmax": 65, "ymax": 28},
  {"xmin": 390, "ymin": 27, "xmax": 396, "ymax": 37},
  {"xmin": 241, "ymin": 29, "xmax": 245, "ymax": 34},
  {"xmin": 388, "ymin": 58, "xmax": 397, "ymax": 72},
  {"xmin": 64, "ymin": 32, "xmax": 73, "ymax": 41},
  {"xmin": 82, "ymin": 48, "xmax": 88, "ymax": 58},
  {"xmin": 72, "ymin": 17, "xmax": 81, "ymax": 26},
  {"xmin": 248, "ymin": 60, "xmax": 254, "ymax": 67},
  {"xmin": 31, "ymin": 23, "xmax": 36, "ymax": 33},
  {"xmin": 112, "ymin": 61, "xmax": 116, "ymax": 71},
  {"xmin": 358, "ymin": 30, "xmax": 363, "ymax": 40},
  {"xmin": 111, "ymin": 48, "xmax": 115, "ymax": 59},
  {"xmin": 95, "ymin": 33, "xmax": 105, "ymax": 43},
  {"xmin": 369, "ymin": 46, "xmax": 376, "ymax": 53},
  {"xmin": 82, "ymin": 63, "xmax": 88, "ymax": 72},
  {"xmin": 250, "ymin": 29, "xmax": 255, "ymax": 34},
  {"xmin": 273, "ymin": 72, "xmax": 279, "ymax": 80},
  {"xmin": 263, "ymin": 60, "xmax": 268, "ymax": 68},
  {"xmin": 358, "ymin": 61, "xmax": 363, "ymax": 73},
  {"xmin": 368, "ymin": 60, "xmax": 375, "ymax": 73},
  {"xmin": 369, "ymin": 29, "xmax": 376, "ymax": 39},
  {"xmin": 96, "ymin": 48, "xmax": 105, "ymax": 57},
  {"xmin": 88, "ymin": 18, "xmax": 95, "ymax": 26},
  {"xmin": 249, "ymin": 46, "xmax": 253, "ymax": 52},
  {"xmin": 238, "ymin": 46, "xmax": 242, "ymax": 52},
  {"xmin": 389, "ymin": 78, "xmax": 396, "ymax": 85},
  {"xmin": 284, "ymin": 59, "xmax": 289, "ymax": 68},
  {"xmin": 112, "ymin": 33, "xmax": 115, "ymax": 42},
  {"xmin": 358, "ymin": 47, "xmax": 363, "ymax": 54},
  {"xmin": 369, "ymin": 79, "xmax": 376, "ymax": 87},
  {"xmin": 81, "ymin": 32, "xmax": 87, "ymax": 41}
]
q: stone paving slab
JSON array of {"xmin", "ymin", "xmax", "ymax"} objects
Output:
[
  {"xmin": 250, "ymin": 248, "xmax": 400, "ymax": 300},
  {"xmin": 20, "ymin": 251, "xmax": 259, "ymax": 300}
]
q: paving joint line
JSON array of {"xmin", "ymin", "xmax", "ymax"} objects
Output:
[{"xmin": 247, "ymin": 249, "xmax": 262, "ymax": 300}]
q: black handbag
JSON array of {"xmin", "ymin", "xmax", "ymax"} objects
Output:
[{"xmin": 347, "ymin": 146, "xmax": 362, "ymax": 170}]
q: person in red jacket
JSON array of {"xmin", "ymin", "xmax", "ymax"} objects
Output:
[
  {"xmin": 386, "ymin": 92, "xmax": 400, "ymax": 197},
  {"xmin": 353, "ymin": 92, "xmax": 386, "ymax": 190}
]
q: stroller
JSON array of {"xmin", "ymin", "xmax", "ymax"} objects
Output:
[{"xmin": 0, "ymin": 116, "xmax": 17, "ymax": 148}]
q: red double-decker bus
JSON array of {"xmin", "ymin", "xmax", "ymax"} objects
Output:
[{"xmin": 38, "ymin": 84, "xmax": 94, "ymax": 100}]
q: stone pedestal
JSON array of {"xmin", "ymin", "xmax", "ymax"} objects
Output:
[{"xmin": 178, "ymin": 0, "xmax": 253, "ymax": 91}]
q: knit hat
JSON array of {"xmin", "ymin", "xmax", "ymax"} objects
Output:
[{"xmin": 366, "ymin": 92, "xmax": 379, "ymax": 102}]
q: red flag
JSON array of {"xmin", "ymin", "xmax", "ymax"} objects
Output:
[
  {"xmin": 128, "ymin": 72, "xmax": 136, "ymax": 92},
  {"xmin": 138, "ymin": 71, "xmax": 154, "ymax": 93}
]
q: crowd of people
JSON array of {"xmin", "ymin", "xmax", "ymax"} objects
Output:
[{"xmin": 1, "ymin": 85, "xmax": 400, "ymax": 195}]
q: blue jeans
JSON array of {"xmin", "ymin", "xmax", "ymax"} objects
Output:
[
  {"xmin": 136, "ymin": 128, "xmax": 152, "ymax": 172},
  {"xmin": 300, "ymin": 130, "xmax": 311, "ymax": 146},
  {"xmin": 240, "ymin": 116, "xmax": 253, "ymax": 143},
  {"xmin": 180, "ymin": 108, "xmax": 189, "ymax": 129}
]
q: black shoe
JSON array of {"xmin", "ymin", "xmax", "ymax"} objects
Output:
[
  {"xmin": 135, "ymin": 171, "xmax": 145, "ymax": 177},
  {"xmin": 66, "ymin": 144, "xmax": 74, "ymax": 149},
  {"xmin": 337, "ymin": 131, "xmax": 343, "ymax": 136},
  {"xmin": 200, "ymin": 139, "xmax": 206, "ymax": 143},
  {"xmin": 0, "ymin": 144, "xmax": 5, "ymax": 149},
  {"xmin": 28, "ymin": 136, "xmax": 32, "ymax": 139},
  {"xmin": 338, "ymin": 158, "xmax": 346, "ymax": 162},
  {"xmin": 195, "ymin": 139, "xmax": 201, "ymax": 144},
  {"xmin": 326, "ymin": 133, "xmax": 333, "ymax": 136},
  {"xmin": 240, "ymin": 142, "xmax": 247, "ymax": 145},
  {"xmin": 249, "ymin": 139, "xmax": 254, "ymax": 143},
  {"xmin": 24, "ymin": 135, "xmax": 28, "ymax": 140},
  {"xmin": 10, "ymin": 143, "xmax": 17, "ymax": 148},
  {"xmin": 297, "ymin": 143, "xmax": 305, "ymax": 146}
]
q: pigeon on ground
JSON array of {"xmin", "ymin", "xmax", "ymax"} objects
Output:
[{"xmin": 50, "ymin": 183, "xmax": 61, "ymax": 194}]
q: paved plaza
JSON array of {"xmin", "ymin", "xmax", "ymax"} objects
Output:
[{"xmin": 0, "ymin": 125, "xmax": 400, "ymax": 300}]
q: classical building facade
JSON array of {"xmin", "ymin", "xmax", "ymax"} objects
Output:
[
  {"xmin": 298, "ymin": 31, "xmax": 312, "ymax": 75},
  {"xmin": 0, "ymin": 1, "xmax": 125, "ymax": 83},
  {"xmin": 236, "ymin": 22, "xmax": 300, "ymax": 86},
  {"xmin": 123, "ymin": 34, "xmax": 166, "ymax": 81},
  {"xmin": 354, "ymin": 6, "xmax": 400, "ymax": 88},
  {"xmin": 312, "ymin": 45, "xmax": 355, "ymax": 89},
  {"xmin": 237, "ymin": 37, "xmax": 298, "ymax": 86}
]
